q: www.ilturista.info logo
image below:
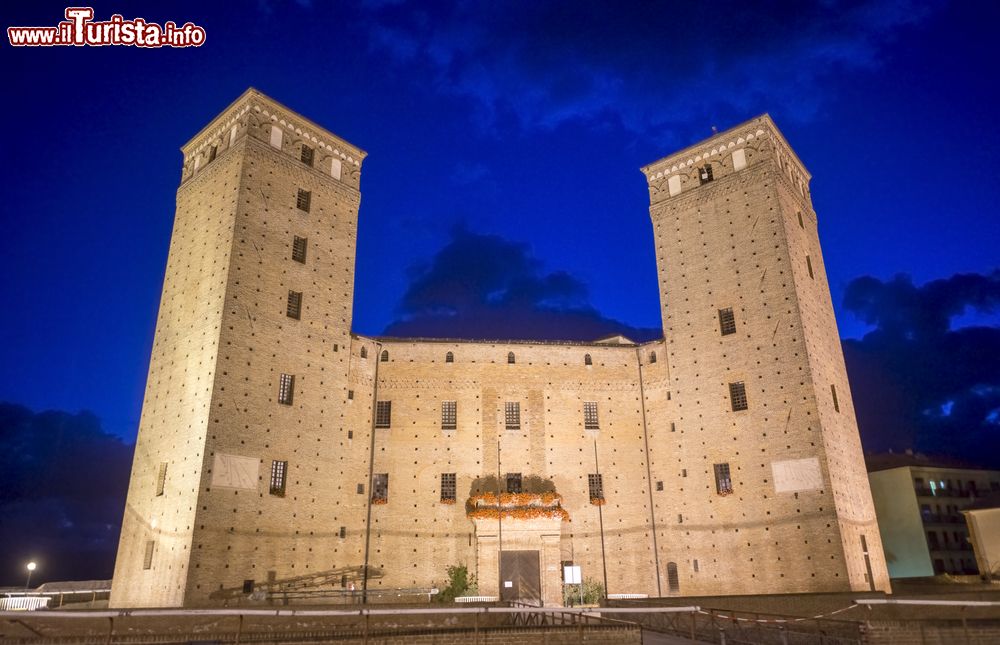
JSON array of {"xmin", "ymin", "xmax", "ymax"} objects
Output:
[{"xmin": 8, "ymin": 7, "xmax": 206, "ymax": 47}]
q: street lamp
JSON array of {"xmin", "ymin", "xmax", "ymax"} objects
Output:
[{"xmin": 25, "ymin": 561, "xmax": 36, "ymax": 592}]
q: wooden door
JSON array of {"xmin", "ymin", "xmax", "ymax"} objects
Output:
[{"xmin": 500, "ymin": 550, "xmax": 540, "ymax": 603}]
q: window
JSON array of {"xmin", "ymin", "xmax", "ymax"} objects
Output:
[
  {"xmin": 729, "ymin": 382, "xmax": 748, "ymax": 411},
  {"xmin": 505, "ymin": 401, "xmax": 521, "ymax": 430},
  {"xmin": 296, "ymin": 188, "xmax": 311, "ymax": 212},
  {"xmin": 670, "ymin": 422, "xmax": 676, "ymax": 433},
  {"xmin": 441, "ymin": 473, "xmax": 456, "ymax": 503},
  {"xmin": 831, "ymin": 384, "xmax": 840, "ymax": 412},
  {"xmin": 143, "ymin": 540, "xmax": 155, "ymax": 570},
  {"xmin": 584, "ymin": 354, "xmax": 592, "ymax": 366},
  {"xmin": 588, "ymin": 473, "xmax": 604, "ymax": 501},
  {"xmin": 656, "ymin": 481, "xmax": 663, "ymax": 491},
  {"xmin": 208, "ymin": 145, "xmax": 217, "ymax": 163},
  {"xmin": 441, "ymin": 401, "xmax": 457, "ymax": 430},
  {"xmin": 445, "ymin": 351, "xmax": 454, "ymax": 363},
  {"xmin": 292, "ymin": 236, "xmax": 307, "ymax": 263},
  {"xmin": 372, "ymin": 473, "xmax": 388, "ymax": 503},
  {"xmin": 806, "ymin": 255, "xmax": 814, "ymax": 279},
  {"xmin": 360, "ymin": 347, "xmax": 368, "ymax": 359},
  {"xmin": 375, "ymin": 401, "xmax": 391, "ymax": 428},
  {"xmin": 649, "ymin": 351, "xmax": 657, "ymax": 364},
  {"xmin": 347, "ymin": 390, "xmax": 354, "ymax": 400},
  {"xmin": 699, "ymin": 164, "xmax": 713, "ymax": 184},
  {"xmin": 300, "ymin": 145, "xmax": 314, "ymax": 166},
  {"xmin": 506, "ymin": 472, "xmax": 522, "ymax": 494},
  {"xmin": 356, "ymin": 483, "xmax": 364, "ymax": 494},
  {"xmin": 927, "ymin": 530, "xmax": 940, "ymax": 550},
  {"xmin": 339, "ymin": 526, "xmax": 346, "ymax": 539},
  {"xmin": 666, "ymin": 562, "xmax": 679, "ymax": 593},
  {"xmin": 270, "ymin": 460, "xmax": 287, "ymax": 497},
  {"xmin": 278, "ymin": 373, "xmax": 295, "ymax": 405},
  {"xmin": 714, "ymin": 463, "xmax": 733, "ymax": 495},
  {"xmin": 718, "ymin": 307, "xmax": 736, "ymax": 336},
  {"xmin": 242, "ymin": 579, "xmax": 255, "ymax": 594},
  {"xmin": 797, "ymin": 211, "xmax": 804, "ymax": 229},
  {"xmin": 693, "ymin": 559, "xmax": 699, "ymax": 573},
  {"xmin": 584, "ymin": 401, "xmax": 599, "ymax": 430},
  {"xmin": 287, "ymin": 290, "xmax": 302, "ymax": 319},
  {"xmin": 156, "ymin": 462, "xmax": 167, "ymax": 496},
  {"xmin": 507, "ymin": 351, "xmax": 515, "ymax": 364},
  {"xmin": 380, "ymin": 350, "xmax": 389, "ymax": 362}
]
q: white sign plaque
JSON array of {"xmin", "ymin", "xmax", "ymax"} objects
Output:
[
  {"xmin": 563, "ymin": 565, "xmax": 582, "ymax": 584},
  {"xmin": 772, "ymin": 457, "xmax": 823, "ymax": 493},
  {"xmin": 211, "ymin": 453, "xmax": 259, "ymax": 490}
]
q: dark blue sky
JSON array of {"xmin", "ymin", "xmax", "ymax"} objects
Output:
[{"xmin": 3, "ymin": 0, "xmax": 999, "ymax": 443}]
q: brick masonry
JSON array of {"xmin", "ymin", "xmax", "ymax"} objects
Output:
[{"xmin": 109, "ymin": 90, "xmax": 890, "ymax": 608}]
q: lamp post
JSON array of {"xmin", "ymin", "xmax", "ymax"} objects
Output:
[{"xmin": 25, "ymin": 561, "xmax": 36, "ymax": 592}]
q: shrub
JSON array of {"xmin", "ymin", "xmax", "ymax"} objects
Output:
[{"xmin": 437, "ymin": 564, "xmax": 478, "ymax": 603}]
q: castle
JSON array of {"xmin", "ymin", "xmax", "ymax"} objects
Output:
[{"xmin": 110, "ymin": 89, "xmax": 890, "ymax": 607}]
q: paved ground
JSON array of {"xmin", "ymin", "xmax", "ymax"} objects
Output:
[{"xmin": 641, "ymin": 630, "xmax": 702, "ymax": 645}]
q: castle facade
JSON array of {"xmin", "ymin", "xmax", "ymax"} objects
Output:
[{"xmin": 110, "ymin": 89, "xmax": 890, "ymax": 607}]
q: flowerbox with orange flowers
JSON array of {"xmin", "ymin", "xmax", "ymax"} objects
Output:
[{"xmin": 466, "ymin": 492, "xmax": 570, "ymax": 522}]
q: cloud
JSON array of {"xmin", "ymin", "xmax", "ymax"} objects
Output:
[
  {"xmin": 0, "ymin": 403, "xmax": 133, "ymax": 585},
  {"xmin": 360, "ymin": 0, "xmax": 942, "ymax": 137},
  {"xmin": 842, "ymin": 271, "xmax": 1000, "ymax": 467},
  {"xmin": 383, "ymin": 226, "xmax": 660, "ymax": 342}
]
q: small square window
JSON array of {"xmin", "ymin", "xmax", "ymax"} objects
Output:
[
  {"xmin": 278, "ymin": 374, "xmax": 295, "ymax": 405},
  {"xmin": 287, "ymin": 290, "xmax": 302, "ymax": 319},
  {"xmin": 441, "ymin": 473, "xmax": 456, "ymax": 503},
  {"xmin": 372, "ymin": 473, "xmax": 388, "ymax": 503},
  {"xmin": 292, "ymin": 236, "xmax": 307, "ymax": 263},
  {"xmin": 714, "ymin": 463, "xmax": 733, "ymax": 495},
  {"xmin": 505, "ymin": 401, "xmax": 521, "ymax": 430},
  {"xmin": 296, "ymin": 189, "xmax": 311, "ymax": 212},
  {"xmin": 270, "ymin": 460, "xmax": 287, "ymax": 497},
  {"xmin": 588, "ymin": 473, "xmax": 604, "ymax": 502},
  {"xmin": 831, "ymin": 384, "xmax": 840, "ymax": 413},
  {"xmin": 300, "ymin": 145, "xmax": 314, "ymax": 167},
  {"xmin": 375, "ymin": 401, "xmax": 391, "ymax": 428},
  {"xmin": 806, "ymin": 255, "xmax": 814, "ymax": 279},
  {"xmin": 143, "ymin": 540, "xmax": 155, "ymax": 570},
  {"xmin": 441, "ymin": 401, "xmax": 457, "ymax": 430},
  {"xmin": 339, "ymin": 526, "xmax": 346, "ymax": 538},
  {"xmin": 656, "ymin": 481, "xmax": 664, "ymax": 492},
  {"xmin": 357, "ymin": 483, "xmax": 364, "ymax": 495},
  {"xmin": 155, "ymin": 462, "xmax": 167, "ymax": 497},
  {"xmin": 729, "ymin": 382, "xmax": 748, "ymax": 411},
  {"xmin": 506, "ymin": 472, "xmax": 522, "ymax": 494},
  {"xmin": 699, "ymin": 164, "xmax": 713, "ymax": 184},
  {"xmin": 718, "ymin": 307, "xmax": 736, "ymax": 336}
]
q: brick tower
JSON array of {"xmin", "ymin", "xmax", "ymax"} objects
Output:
[
  {"xmin": 640, "ymin": 115, "xmax": 890, "ymax": 593},
  {"xmin": 110, "ymin": 89, "xmax": 368, "ymax": 607}
]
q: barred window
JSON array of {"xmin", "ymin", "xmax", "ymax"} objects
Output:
[
  {"xmin": 584, "ymin": 354, "xmax": 592, "ymax": 366},
  {"xmin": 296, "ymin": 188, "xmax": 311, "ymax": 212},
  {"xmin": 699, "ymin": 164, "xmax": 713, "ymax": 184},
  {"xmin": 656, "ymin": 481, "xmax": 664, "ymax": 491},
  {"xmin": 584, "ymin": 401, "xmax": 599, "ymax": 430},
  {"xmin": 300, "ymin": 145, "xmax": 314, "ymax": 167},
  {"xmin": 507, "ymin": 351, "xmax": 515, "ymax": 364},
  {"xmin": 143, "ymin": 540, "xmax": 155, "ymax": 570},
  {"xmin": 155, "ymin": 462, "xmax": 167, "ymax": 497},
  {"xmin": 806, "ymin": 255, "xmax": 814, "ymax": 279},
  {"xmin": 441, "ymin": 473, "xmax": 456, "ymax": 502},
  {"xmin": 339, "ymin": 526, "xmax": 346, "ymax": 539},
  {"xmin": 718, "ymin": 307, "xmax": 736, "ymax": 336},
  {"xmin": 287, "ymin": 290, "xmax": 302, "ymax": 319},
  {"xmin": 441, "ymin": 401, "xmax": 457, "ymax": 430},
  {"xmin": 506, "ymin": 472, "xmax": 522, "ymax": 494},
  {"xmin": 292, "ymin": 236, "xmax": 307, "ymax": 263},
  {"xmin": 445, "ymin": 351, "xmax": 454, "ymax": 363},
  {"xmin": 666, "ymin": 562, "xmax": 679, "ymax": 593},
  {"xmin": 278, "ymin": 373, "xmax": 295, "ymax": 405},
  {"xmin": 714, "ymin": 463, "xmax": 733, "ymax": 495},
  {"xmin": 375, "ymin": 401, "xmax": 391, "ymax": 428},
  {"xmin": 729, "ymin": 381, "xmax": 748, "ymax": 411},
  {"xmin": 831, "ymin": 384, "xmax": 840, "ymax": 413},
  {"xmin": 588, "ymin": 473, "xmax": 604, "ymax": 501},
  {"xmin": 372, "ymin": 473, "xmax": 388, "ymax": 502},
  {"xmin": 270, "ymin": 460, "xmax": 287, "ymax": 497},
  {"xmin": 504, "ymin": 401, "xmax": 521, "ymax": 430},
  {"xmin": 649, "ymin": 351, "xmax": 657, "ymax": 364},
  {"xmin": 380, "ymin": 350, "xmax": 389, "ymax": 362}
]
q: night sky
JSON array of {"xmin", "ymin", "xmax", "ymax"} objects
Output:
[{"xmin": 2, "ymin": 1, "xmax": 998, "ymax": 586}]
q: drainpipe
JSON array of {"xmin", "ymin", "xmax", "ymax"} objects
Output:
[
  {"xmin": 361, "ymin": 340, "xmax": 382, "ymax": 603},
  {"xmin": 593, "ymin": 440, "xmax": 609, "ymax": 598},
  {"xmin": 637, "ymin": 347, "xmax": 663, "ymax": 596}
]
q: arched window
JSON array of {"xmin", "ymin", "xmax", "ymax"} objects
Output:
[
  {"xmin": 380, "ymin": 350, "xmax": 389, "ymax": 362},
  {"xmin": 649, "ymin": 351, "xmax": 657, "ymax": 364},
  {"xmin": 507, "ymin": 352, "xmax": 515, "ymax": 364},
  {"xmin": 584, "ymin": 354, "xmax": 592, "ymax": 366},
  {"xmin": 360, "ymin": 347, "xmax": 368, "ymax": 359},
  {"xmin": 666, "ymin": 562, "xmax": 679, "ymax": 593},
  {"xmin": 445, "ymin": 351, "xmax": 454, "ymax": 363}
]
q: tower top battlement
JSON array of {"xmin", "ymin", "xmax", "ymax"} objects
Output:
[
  {"xmin": 640, "ymin": 113, "xmax": 811, "ymax": 187},
  {"xmin": 180, "ymin": 87, "xmax": 367, "ymax": 169}
]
